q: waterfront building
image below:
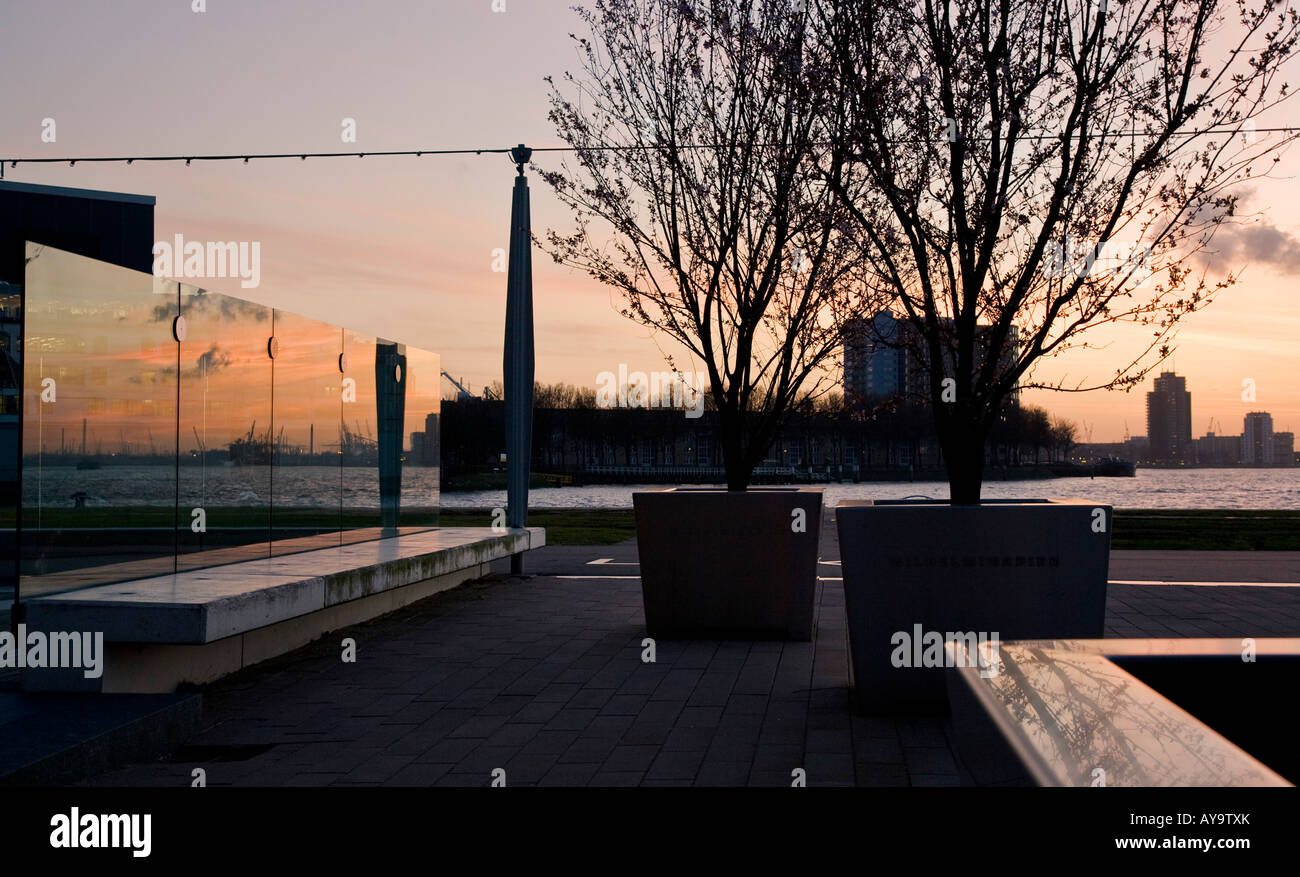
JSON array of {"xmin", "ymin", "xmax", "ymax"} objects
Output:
[
  {"xmin": 842, "ymin": 312, "xmax": 1019, "ymax": 406},
  {"xmin": 1242, "ymin": 411, "xmax": 1275, "ymax": 466},
  {"xmin": 1146, "ymin": 371, "xmax": 1193, "ymax": 462},
  {"xmin": 1196, "ymin": 431, "xmax": 1241, "ymax": 466},
  {"xmin": 1274, "ymin": 431, "xmax": 1295, "ymax": 467}
]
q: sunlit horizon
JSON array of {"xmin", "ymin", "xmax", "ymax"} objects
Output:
[{"xmin": 3, "ymin": 0, "xmax": 1297, "ymax": 443}]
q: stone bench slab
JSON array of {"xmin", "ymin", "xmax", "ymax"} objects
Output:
[{"xmin": 23, "ymin": 527, "xmax": 543, "ymax": 645}]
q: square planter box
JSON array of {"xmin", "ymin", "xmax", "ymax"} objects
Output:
[
  {"xmin": 836, "ymin": 498, "xmax": 1111, "ymax": 713},
  {"xmin": 633, "ymin": 487, "xmax": 822, "ymax": 640}
]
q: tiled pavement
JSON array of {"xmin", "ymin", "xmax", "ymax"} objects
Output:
[{"xmin": 82, "ymin": 515, "xmax": 1300, "ymax": 788}]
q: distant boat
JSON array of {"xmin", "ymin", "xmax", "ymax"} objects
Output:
[
  {"xmin": 75, "ymin": 458, "xmax": 100, "ymax": 470},
  {"xmin": 1048, "ymin": 457, "xmax": 1136, "ymax": 478},
  {"xmin": 1096, "ymin": 457, "xmax": 1137, "ymax": 477}
]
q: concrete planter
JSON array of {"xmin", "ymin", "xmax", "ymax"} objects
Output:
[
  {"xmin": 836, "ymin": 498, "xmax": 1111, "ymax": 713},
  {"xmin": 633, "ymin": 487, "xmax": 822, "ymax": 640}
]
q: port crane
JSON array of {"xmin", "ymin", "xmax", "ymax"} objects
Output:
[{"xmin": 441, "ymin": 370, "xmax": 475, "ymax": 401}]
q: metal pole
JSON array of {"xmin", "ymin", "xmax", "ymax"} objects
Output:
[{"xmin": 504, "ymin": 145, "xmax": 535, "ymax": 574}]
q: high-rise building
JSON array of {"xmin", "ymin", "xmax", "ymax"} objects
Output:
[
  {"xmin": 842, "ymin": 312, "xmax": 1018, "ymax": 405},
  {"xmin": 1274, "ymin": 431, "xmax": 1295, "ymax": 467},
  {"xmin": 1242, "ymin": 412, "xmax": 1275, "ymax": 465},
  {"xmin": 842, "ymin": 317, "xmax": 869, "ymax": 401},
  {"xmin": 1146, "ymin": 371, "xmax": 1192, "ymax": 462},
  {"xmin": 843, "ymin": 314, "xmax": 907, "ymax": 401}
]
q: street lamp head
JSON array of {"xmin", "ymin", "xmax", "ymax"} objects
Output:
[{"xmin": 510, "ymin": 144, "xmax": 532, "ymax": 176}]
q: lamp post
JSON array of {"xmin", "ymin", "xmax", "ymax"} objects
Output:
[{"xmin": 504, "ymin": 144, "xmax": 534, "ymax": 574}]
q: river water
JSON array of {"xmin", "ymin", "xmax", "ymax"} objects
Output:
[
  {"xmin": 22, "ymin": 465, "xmax": 1300, "ymax": 511},
  {"xmin": 443, "ymin": 468, "xmax": 1300, "ymax": 510}
]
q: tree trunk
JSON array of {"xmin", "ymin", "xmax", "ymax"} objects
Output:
[
  {"xmin": 941, "ymin": 421, "xmax": 988, "ymax": 505},
  {"xmin": 719, "ymin": 409, "xmax": 751, "ymax": 491},
  {"xmin": 724, "ymin": 455, "xmax": 754, "ymax": 491}
]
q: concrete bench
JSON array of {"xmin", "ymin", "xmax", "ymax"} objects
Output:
[{"xmin": 19, "ymin": 527, "xmax": 543, "ymax": 693}]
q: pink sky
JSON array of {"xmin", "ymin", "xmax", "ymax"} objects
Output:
[{"xmin": 2, "ymin": 0, "xmax": 1297, "ymax": 442}]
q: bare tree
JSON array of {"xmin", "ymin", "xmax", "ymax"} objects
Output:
[
  {"xmin": 821, "ymin": 0, "xmax": 1300, "ymax": 501},
  {"xmin": 541, "ymin": 0, "xmax": 867, "ymax": 489}
]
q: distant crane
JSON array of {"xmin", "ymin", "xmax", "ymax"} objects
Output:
[{"xmin": 441, "ymin": 370, "xmax": 475, "ymax": 401}]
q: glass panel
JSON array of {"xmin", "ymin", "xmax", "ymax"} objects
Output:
[
  {"xmin": 270, "ymin": 311, "xmax": 342, "ymax": 553},
  {"xmin": 177, "ymin": 286, "xmax": 273, "ymax": 567},
  {"xmin": 1, "ymin": 281, "xmax": 22, "ymax": 598},
  {"xmin": 402, "ymin": 346, "xmax": 440, "ymax": 529},
  {"xmin": 20, "ymin": 243, "xmax": 178, "ymax": 596},
  {"xmin": 340, "ymin": 331, "xmax": 381, "ymax": 539},
  {"xmin": 15, "ymin": 243, "xmax": 441, "ymax": 598}
]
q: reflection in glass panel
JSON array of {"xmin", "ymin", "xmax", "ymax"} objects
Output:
[
  {"xmin": 270, "ymin": 311, "xmax": 342, "ymax": 552},
  {"xmin": 20, "ymin": 244, "xmax": 178, "ymax": 596},
  {"xmin": 340, "ymin": 331, "xmax": 381, "ymax": 538},
  {"xmin": 178, "ymin": 286, "xmax": 273, "ymax": 566},
  {"xmin": 336, "ymin": 334, "xmax": 439, "ymax": 540},
  {"xmin": 15, "ymin": 243, "xmax": 443, "ymax": 598},
  {"xmin": 402, "ymin": 346, "xmax": 440, "ymax": 528},
  {"xmin": 2, "ymin": 282, "xmax": 22, "ymax": 596}
]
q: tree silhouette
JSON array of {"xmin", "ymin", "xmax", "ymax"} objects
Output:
[
  {"xmin": 541, "ymin": 0, "xmax": 868, "ymax": 489},
  {"xmin": 821, "ymin": 0, "xmax": 1300, "ymax": 501}
]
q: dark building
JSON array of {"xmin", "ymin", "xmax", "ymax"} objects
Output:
[
  {"xmin": 0, "ymin": 181, "xmax": 157, "ymax": 491},
  {"xmin": 1146, "ymin": 371, "xmax": 1193, "ymax": 462},
  {"xmin": 0, "ymin": 180, "xmax": 156, "ymax": 281},
  {"xmin": 1, "ymin": 181, "xmax": 156, "ymax": 589},
  {"xmin": 843, "ymin": 312, "xmax": 1020, "ymax": 406},
  {"xmin": 1196, "ymin": 431, "xmax": 1240, "ymax": 466},
  {"xmin": 423, "ymin": 412, "xmax": 440, "ymax": 470},
  {"xmin": 1275, "ymin": 431, "xmax": 1296, "ymax": 467},
  {"xmin": 843, "ymin": 313, "xmax": 906, "ymax": 401},
  {"xmin": 1242, "ymin": 411, "xmax": 1275, "ymax": 465}
]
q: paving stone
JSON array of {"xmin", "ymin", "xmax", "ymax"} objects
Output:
[
  {"xmin": 602, "ymin": 744, "xmax": 661, "ymax": 772},
  {"xmin": 76, "ymin": 539, "xmax": 1291, "ymax": 790},
  {"xmin": 412, "ymin": 737, "xmax": 480, "ymax": 764},
  {"xmin": 542, "ymin": 708, "xmax": 599, "ymax": 732},
  {"xmin": 589, "ymin": 771, "xmax": 645, "ymax": 787},
  {"xmin": 662, "ymin": 726, "xmax": 716, "ymax": 752},
  {"xmin": 484, "ymin": 723, "xmax": 546, "ymax": 747},
  {"xmin": 802, "ymin": 752, "xmax": 855, "ymax": 784},
  {"xmin": 599, "ymin": 694, "xmax": 650, "ymax": 716},
  {"xmin": 695, "ymin": 761, "xmax": 751, "ymax": 787},
  {"xmin": 447, "ymin": 714, "xmax": 510, "ymax": 739},
  {"xmin": 558, "ymin": 737, "xmax": 620, "ymax": 764},
  {"xmin": 646, "ymin": 748, "xmax": 706, "ymax": 781},
  {"xmin": 541, "ymin": 762, "xmax": 600, "ymax": 787},
  {"xmin": 386, "ymin": 762, "xmax": 455, "ymax": 786},
  {"xmin": 904, "ymin": 746, "xmax": 959, "ymax": 775}
]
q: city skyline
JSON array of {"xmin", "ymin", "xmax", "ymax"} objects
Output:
[
  {"xmin": 1, "ymin": 0, "xmax": 1297, "ymax": 443},
  {"xmin": 1074, "ymin": 368, "xmax": 1298, "ymax": 467}
]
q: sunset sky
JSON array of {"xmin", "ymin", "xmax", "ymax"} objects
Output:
[{"xmin": 3, "ymin": 0, "xmax": 1298, "ymax": 443}]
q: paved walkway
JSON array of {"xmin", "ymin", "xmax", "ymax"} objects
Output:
[{"xmin": 83, "ymin": 520, "xmax": 1300, "ymax": 788}]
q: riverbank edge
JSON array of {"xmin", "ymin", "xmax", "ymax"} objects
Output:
[{"xmin": 436, "ymin": 508, "xmax": 1300, "ymax": 550}]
